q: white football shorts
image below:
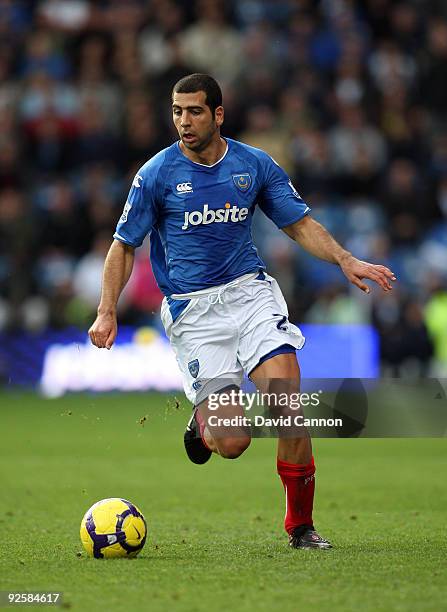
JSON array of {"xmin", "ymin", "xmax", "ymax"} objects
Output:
[{"xmin": 160, "ymin": 272, "xmax": 305, "ymax": 405}]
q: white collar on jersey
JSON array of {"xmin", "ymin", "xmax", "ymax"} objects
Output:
[{"xmin": 177, "ymin": 139, "xmax": 229, "ymax": 167}]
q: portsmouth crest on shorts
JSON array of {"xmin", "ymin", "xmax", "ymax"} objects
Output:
[
  {"xmin": 188, "ymin": 359, "xmax": 200, "ymax": 378},
  {"xmin": 232, "ymin": 173, "xmax": 252, "ymax": 191}
]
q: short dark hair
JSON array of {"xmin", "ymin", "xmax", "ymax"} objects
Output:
[{"xmin": 172, "ymin": 73, "xmax": 222, "ymax": 116}]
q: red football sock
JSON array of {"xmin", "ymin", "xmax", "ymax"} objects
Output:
[
  {"xmin": 277, "ymin": 457, "xmax": 315, "ymax": 534},
  {"xmin": 196, "ymin": 409, "xmax": 211, "ymax": 450}
]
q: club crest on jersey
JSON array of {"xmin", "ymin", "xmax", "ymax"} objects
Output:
[
  {"xmin": 188, "ymin": 359, "xmax": 200, "ymax": 378},
  {"xmin": 232, "ymin": 174, "xmax": 251, "ymax": 191}
]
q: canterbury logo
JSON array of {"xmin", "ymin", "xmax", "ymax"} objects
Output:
[
  {"xmin": 176, "ymin": 182, "xmax": 193, "ymax": 193},
  {"xmin": 182, "ymin": 203, "xmax": 249, "ymax": 230}
]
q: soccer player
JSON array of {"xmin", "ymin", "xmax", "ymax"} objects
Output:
[{"xmin": 89, "ymin": 74, "xmax": 395, "ymax": 549}]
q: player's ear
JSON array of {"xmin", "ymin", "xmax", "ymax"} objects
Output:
[{"xmin": 215, "ymin": 106, "xmax": 224, "ymax": 127}]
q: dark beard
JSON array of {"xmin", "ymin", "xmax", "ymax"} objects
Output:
[{"xmin": 183, "ymin": 125, "xmax": 217, "ymax": 152}]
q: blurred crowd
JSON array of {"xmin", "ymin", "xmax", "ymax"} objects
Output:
[{"xmin": 1, "ymin": 0, "xmax": 447, "ymax": 375}]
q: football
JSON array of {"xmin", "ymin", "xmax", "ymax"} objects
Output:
[{"xmin": 80, "ymin": 498, "xmax": 147, "ymax": 559}]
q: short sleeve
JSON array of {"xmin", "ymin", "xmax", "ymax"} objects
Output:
[
  {"xmin": 257, "ymin": 154, "xmax": 310, "ymax": 229},
  {"xmin": 113, "ymin": 166, "xmax": 159, "ymax": 248}
]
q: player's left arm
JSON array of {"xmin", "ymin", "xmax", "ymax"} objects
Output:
[{"xmin": 282, "ymin": 215, "xmax": 396, "ymax": 293}]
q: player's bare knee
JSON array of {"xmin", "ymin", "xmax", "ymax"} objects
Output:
[{"xmin": 217, "ymin": 436, "xmax": 251, "ymax": 459}]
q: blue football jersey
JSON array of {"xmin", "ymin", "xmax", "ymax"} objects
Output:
[{"xmin": 114, "ymin": 137, "xmax": 310, "ymax": 297}]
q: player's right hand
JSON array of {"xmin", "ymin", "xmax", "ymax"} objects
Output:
[{"xmin": 88, "ymin": 313, "xmax": 117, "ymax": 350}]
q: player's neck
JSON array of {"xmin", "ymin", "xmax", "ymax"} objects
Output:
[{"xmin": 180, "ymin": 135, "xmax": 227, "ymax": 166}]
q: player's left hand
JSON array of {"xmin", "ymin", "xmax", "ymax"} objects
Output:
[{"xmin": 339, "ymin": 255, "xmax": 396, "ymax": 293}]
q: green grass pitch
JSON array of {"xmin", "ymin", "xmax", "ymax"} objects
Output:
[{"xmin": 1, "ymin": 391, "xmax": 446, "ymax": 611}]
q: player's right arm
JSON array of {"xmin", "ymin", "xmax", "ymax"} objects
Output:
[
  {"xmin": 88, "ymin": 240, "xmax": 135, "ymax": 349},
  {"xmin": 88, "ymin": 156, "xmax": 162, "ymax": 349}
]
